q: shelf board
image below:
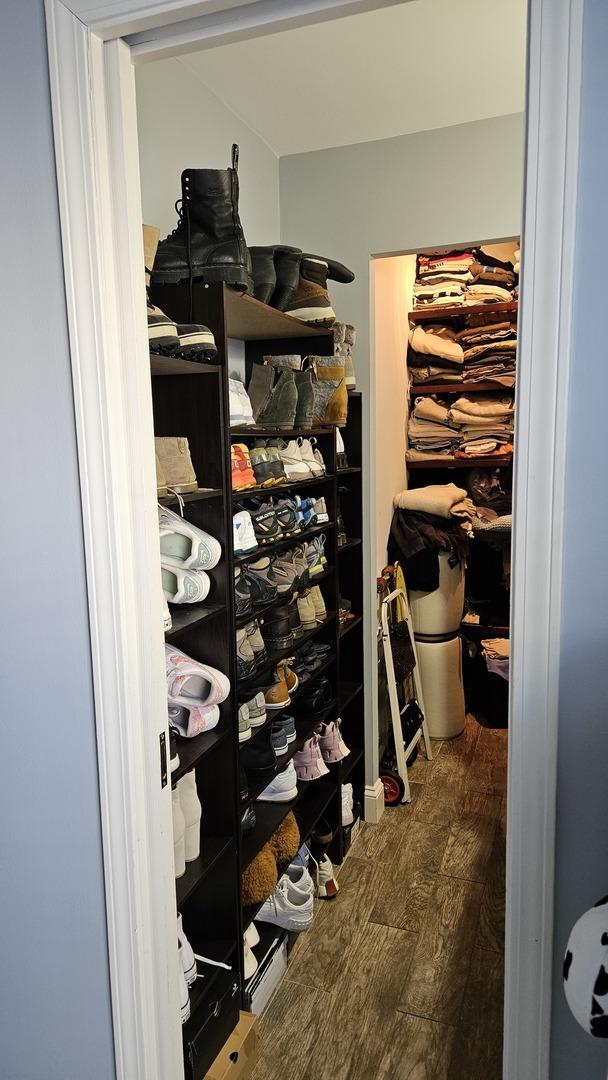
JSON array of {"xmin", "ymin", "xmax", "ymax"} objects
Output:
[
  {"xmin": 235, "ymin": 566, "xmax": 334, "ymax": 628},
  {"xmin": 232, "ymin": 473, "xmax": 334, "ymax": 499},
  {"xmin": 182, "ymin": 938, "xmax": 236, "ymax": 1045},
  {"xmin": 337, "ymin": 537, "xmax": 362, "ymax": 554},
  {"xmin": 410, "ymin": 380, "xmax": 516, "ymax": 395},
  {"xmin": 150, "ymin": 354, "xmax": 218, "ymax": 376},
  {"xmin": 175, "ymin": 836, "xmax": 232, "ymax": 908},
  {"xmin": 166, "ymin": 601, "xmax": 225, "ymax": 640},
  {"xmin": 336, "ymin": 466, "xmax": 361, "ymax": 475},
  {"xmin": 172, "ymin": 726, "xmax": 231, "ymax": 784},
  {"xmin": 461, "ymin": 620, "xmax": 509, "ymax": 638},
  {"xmin": 241, "ymin": 788, "xmax": 306, "ymax": 869},
  {"xmin": 408, "ymin": 300, "xmax": 518, "ymax": 323},
  {"xmin": 339, "ymin": 614, "xmax": 362, "ymax": 639},
  {"xmin": 339, "ymin": 746, "xmax": 364, "ymax": 781},
  {"xmin": 158, "ymin": 487, "xmax": 223, "ymax": 507},
  {"xmin": 407, "ymin": 455, "xmax": 513, "ymax": 470},
  {"xmin": 233, "ymin": 521, "xmax": 334, "ymax": 565},
  {"xmin": 223, "ymin": 287, "xmax": 334, "ymax": 341},
  {"xmin": 245, "ymin": 701, "xmax": 337, "ymax": 802},
  {"xmin": 338, "ymin": 680, "xmax": 363, "ymax": 713},
  {"xmin": 230, "ymin": 425, "xmax": 333, "ymax": 438},
  {"xmin": 238, "ymin": 614, "xmax": 336, "ymax": 687}
]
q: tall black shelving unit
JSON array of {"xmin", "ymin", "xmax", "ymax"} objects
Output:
[{"xmin": 150, "ymin": 282, "xmax": 366, "ymax": 1078}]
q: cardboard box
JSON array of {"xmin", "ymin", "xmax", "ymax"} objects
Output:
[{"xmin": 205, "ymin": 1012, "xmax": 258, "ymax": 1080}]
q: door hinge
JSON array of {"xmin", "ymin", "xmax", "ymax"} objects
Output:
[{"xmin": 159, "ymin": 731, "xmax": 168, "ymax": 788}]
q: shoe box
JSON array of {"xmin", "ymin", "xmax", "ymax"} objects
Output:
[
  {"xmin": 204, "ymin": 1011, "xmax": 258, "ymax": 1080},
  {"xmin": 242, "ymin": 927, "xmax": 288, "ymax": 1015}
]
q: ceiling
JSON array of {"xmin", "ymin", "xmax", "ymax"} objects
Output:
[{"xmin": 180, "ymin": 0, "xmax": 527, "ymax": 157}]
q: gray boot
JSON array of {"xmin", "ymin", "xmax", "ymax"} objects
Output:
[
  {"xmin": 295, "ymin": 369, "xmax": 314, "ymax": 429},
  {"xmin": 258, "ymin": 370, "xmax": 298, "ymax": 429},
  {"xmin": 247, "ymin": 362, "xmax": 274, "ymax": 421},
  {"xmin": 268, "ymin": 353, "xmax": 302, "ymax": 372}
]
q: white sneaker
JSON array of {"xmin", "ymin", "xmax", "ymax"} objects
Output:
[
  {"xmin": 341, "ymin": 782, "xmax": 354, "ymax": 826},
  {"xmin": 310, "ymin": 497, "xmax": 329, "ymax": 524},
  {"xmin": 243, "ymin": 940, "xmax": 258, "ymax": 980},
  {"xmin": 257, "ymin": 877, "xmax": 314, "ymax": 932},
  {"xmin": 178, "ymin": 964, "xmax": 190, "ymax": 1024},
  {"xmin": 172, "ymin": 787, "xmax": 186, "ymax": 878},
  {"xmin": 285, "ymin": 865, "xmax": 315, "ymax": 897},
  {"xmin": 168, "ymin": 701, "xmax": 219, "ymax": 739},
  {"xmin": 229, "ymin": 379, "xmax": 254, "ymax": 426},
  {"xmin": 158, "ymin": 503, "xmax": 221, "ymax": 570},
  {"xmin": 256, "ymin": 760, "xmax": 298, "ymax": 803},
  {"xmin": 161, "ymin": 565, "xmax": 211, "ymax": 604},
  {"xmin": 177, "ymin": 914, "xmax": 197, "ymax": 987},
  {"xmin": 233, "ymin": 510, "xmax": 258, "ymax": 554},
  {"xmin": 165, "ymin": 644, "xmax": 231, "ymax": 707},
  {"xmin": 316, "ymin": 854, "xmax": 339, "ymax": 900},
  {"xmin": 177, "ymin": 770, "xmax": 202, "ymax": 862},
  {"xmin": 162, "ymin": 586, "xmax": 172, "ymax": 631},
  {"xmin": 279, "ymin": 439, "xmax": 313, "ymax": 479},
  {"xmin": 299, "ymin": 437, "xmax": 325, "ymax": 477}
]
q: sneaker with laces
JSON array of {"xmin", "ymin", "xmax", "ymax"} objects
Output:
[
  {"xmin": 272, "ymin": 496, "xmax": 301, "ymax": 538},
  {"xmin": 270, "ymin": 724, "xmax": 289, "ymax": 756},
  {"xmin": 291, "ymin": 545, "xmax": 311, "ymax": 587},
  {"xmin": 252, "ymin": 666, "xmax": 291, "ymax": 710},
  {"xmin": 175, "ymin": 323, "xmax": 218, "ymax": 361},
  {"xmin": 234, "ymin": 567, "xmax": 253, "ymax": 617},
  {"xmin": 256, "ymin": 760, "xmax": 299, "ymax": 803},
  {"xmin": 304, "ymin": 536, "xmax": 325, "ymax": 578},
  {"xmin": 294, "ymin": 496, "xmax": 317, "ymax": 530},
  {"xmin": 270, "ymin": 553, "xmax": 300, "ymax": 594},
  {"xmin": 236, "ymin": 626, "xmax": 257, "ymax": 679},
  {"xmin": 309, "ymin": 497, "xmax": 329, "ymax": 524},
  {"xmin": 246, "ymin": 619, "xmax": 268, "ymax": 668},
  {"xmin": 341, "ymin": 782, "xmax": 354, "ymax": 826},
  {"xmin": 294, "ymin": 734, "xmax": 330, "ymax": 781},
  {"xmin": 229, "ymin": 380, "xmax": 254, "ymax": 427},
  {"xmin": 318, "ymin": 718, "xmax": 350, "ymax": 763},
  {"xmin": 243, "ymin": 557, "xmax": 281, "ymax": 605},
  {"xmin": 165, "ymin": 644, "xmax": 230, "ymax": 705},
  {"xmin": 276, "ymin": 658, "xmax": 299, "ymax": 694},
  {"xmin": 233, "ymin": 509, "xmax": 258, "ymax": 554},
  {"xmin": 262, "ymin": 443, "xmax": 287, "ymax": 483},
  {"xmin": 256, "ymin": 877, "xmax": 313, "ymax": 932},
  {"xmin": 297, "ymin": 591, "xmax": 317, "ymax": 631},
  {"xmin": 231, "ymin": 445, "xmax": 256, "ymax": 491},
  {"xmin": 242, "ymin": 691, "xmax": 267, "ymax": 727},
  {"xmin": 309, "ymin": 584, "xmax": 327, "ymax": 622},
  {"xmin": 158, "ymin": 504, "xmax": 221, "ymax": 570},
  {"xmin": 316, "ymin": 854, "xmax": 339, "ymax": 900},
  {"xmin": 271, "ymin": 713, "xmax": 296, "ymax": 744},
  {"xmin": 285, "ymin": 864, "xmax": 315, "ymax": 897},
  {"xmin": 238, "ymin": 702, "xmax": 252, "ymax": 742},
  {"xmin": 299, "ymin": 437, "xmax": 325, "ymax": 477},
  {"xmin": 161, "ymin": 565, "xmax": 211, "ymax": 604},
  {"xmin": 248, "ymin": 501, "xmax": 282, "ymax": 544},
  {"xmin": 276, "ymin": 439, "xmax": 313, "ymax": 480},
  {"xmin": 249, "ymin": 446, "xmax": 276, "ymax": 488}
]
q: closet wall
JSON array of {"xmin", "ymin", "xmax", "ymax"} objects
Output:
[{"xmin": 135, "ymin": 59, "xmax": 280, "ymax": 244}]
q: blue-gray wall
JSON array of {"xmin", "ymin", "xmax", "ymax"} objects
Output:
[
  {"xmin": 0, "ymin": 3, "xmax": 116, "ymax": 1078},
  {"xmin": 551, "ymin": 1, "xmax": 608, "ymax": 1076}
]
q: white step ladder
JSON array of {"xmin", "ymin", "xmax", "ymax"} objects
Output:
[{"xmin": 380, "ymin": 587, "xmax": 433, "ymax": 803}]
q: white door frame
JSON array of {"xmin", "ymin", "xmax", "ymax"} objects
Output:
[{"xmin": 44, "ymin": 1, "xmax": 583, "ymax": 1077}]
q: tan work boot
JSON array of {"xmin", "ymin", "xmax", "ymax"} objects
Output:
[
  {"xmin": 307, "ymin": 355, "xmax": 348, "ymax": 427},
  {"xmin": 297, "ymin": 591, "xmax": 317, "ymax": 631},
  {"xmin": 155, "ymin": 437, "xmax": 198, "ymax": 493},
  {"xmin": 309, "ymin": 585, "xmax": 327, "ymax": 623},
  {"xmin": 284, "ymin": 256, "xmax": 335, "ymax": 326},
  {"xmin": 156, "ymin": 452, "xmax": 168, "ymax": 497},
  {"xmin": 276, "ymin": 658, "xmax": 298, "ymax": 694}
]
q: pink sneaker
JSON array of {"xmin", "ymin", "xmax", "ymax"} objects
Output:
[
  {"xmin": 294, "ymin": 735, "xmax": 330, "ymax": 781},
  {"xmin": 318, "ymin": 719, "xmax": 350, "ymax": 763}
]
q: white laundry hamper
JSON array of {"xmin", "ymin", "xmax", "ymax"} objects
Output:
[
  {"xmin": 415, "ymin": 634, "xmax": 465, "ymax": 739},
  {"xmin": 409, "ymin": 552, "xmax": 465, "ymax": 637}
]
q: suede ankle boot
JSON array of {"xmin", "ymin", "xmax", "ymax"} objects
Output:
[
  {"xmin": 294, "ymin": 369, "xmax": 314, "ymax": 429},
  {"xmin": 258, "ymin": 370, "xmax": 297, "ymax": 429},
  {"xmin": 247, "ymin": 362, "xmax": 275, "ymax": 421},
  {"xmin": 307, "ymin": 355, "xmax": 348, "ymax": 427}
]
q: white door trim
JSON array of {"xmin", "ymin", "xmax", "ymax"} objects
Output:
[
  {"xmin": 505, "ymin": 0, "xmax": 583, "ymax": 1077},
  {"xmin": 43, "ymin": 0, "xmax": 584, "ymax": 1076}
]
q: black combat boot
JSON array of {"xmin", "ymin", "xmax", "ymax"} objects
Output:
[
  {"xmin": 271, "ymin": 247, "xmax": 302, "ymax": 310},
  {"xmin": 152, "ymin": 145, "xmax": 252, "ymax": 292}
]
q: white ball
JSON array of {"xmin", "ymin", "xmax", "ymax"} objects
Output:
[{"xmin": 563, "ymin": 895, "xmax": 608, "ymax": 1037}]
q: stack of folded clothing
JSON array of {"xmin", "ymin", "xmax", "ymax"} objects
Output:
[
  {"xmin": 407, "ymin": 393, "xmax": 514, "ymax": 462},
  {"xmin": 408, "ymin": 324, "xmax": 465, "ymax": 386},
  {"xmin": 388, "ymin": 484, "xmax": 472, "ymax": 591},
  {"xmin": 455, "ymin": 318, "xmax": 517, "ymax": 389},
  {"xmin": 412, "ymin": 246, "xmax": 518, "ymax": 310},
  {"xmin": 413, "ymin": 251, "xmax": 475, "ymax": 308},
  {"xmin": 481, "ymin": 636, "xmax": 510, "ymax": 681}
]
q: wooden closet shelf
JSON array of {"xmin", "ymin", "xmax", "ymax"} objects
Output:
[
  {"xmin": 408, "ymin": 300, "xmax": 518, "ymax": 323},
  {"xmin": 410, "ymin": 380, "xmax": 516, "ymax": 395},
  {"xmin": 407, "ymin": 455, "xmax": 512, "ymax": 470}
]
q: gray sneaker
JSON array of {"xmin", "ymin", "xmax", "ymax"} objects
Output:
[
  {"xmin": 239, "ymin": 703, "xmax": 252, "ymax": 743},
  {"xmin": 245, "ymin": 691, "xmax": 267, "ymax": 727},
  {"xmin": 272, "ymin": 714, "xmax": 296, "ymax": 744},
  {"xmin": 270, "ymin": 724, "xmax": 289, "ymax": 756}
]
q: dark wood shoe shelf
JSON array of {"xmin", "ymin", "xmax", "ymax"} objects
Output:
[{"xmin": 149, "ymin": 281, "xmax": 366, "ymax": 1077}]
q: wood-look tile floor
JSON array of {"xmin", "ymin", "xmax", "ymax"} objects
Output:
[{"xmin": 252, "ymin": 714, "xmax": 507, "ymax": 1080}]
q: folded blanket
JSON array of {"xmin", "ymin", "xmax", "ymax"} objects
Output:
[
  {"xmin": 458, "ymin": 439, "xmax": 498, "ymax": 455},
  {"xmin": 393, "ymin": 482, "xmax": 472, "ymax": 520},
  {"xmin": 409, "ymin": 325, "xmax": 464, "ymax": 365},
  {"xmin": 451, "ymin": 394, "xmax": 514, "ymax": 418},
  {"xmin": 406, "ymin": 448, "xmax": 457, "ymax": 463},
  {"xmin": 463, "ymin": 339, "xmax": 518, "ymax": 361},
  {"xmin": 465, "ymin": 283, "xmax": 514, "ymax": 303},
  {"xmin": 410, "ymin": 366, "xmax": 464, "ymax": 384},
  {"xmin": 412, "ymin": 397, "xmax": 453, "ymax": 425}
]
